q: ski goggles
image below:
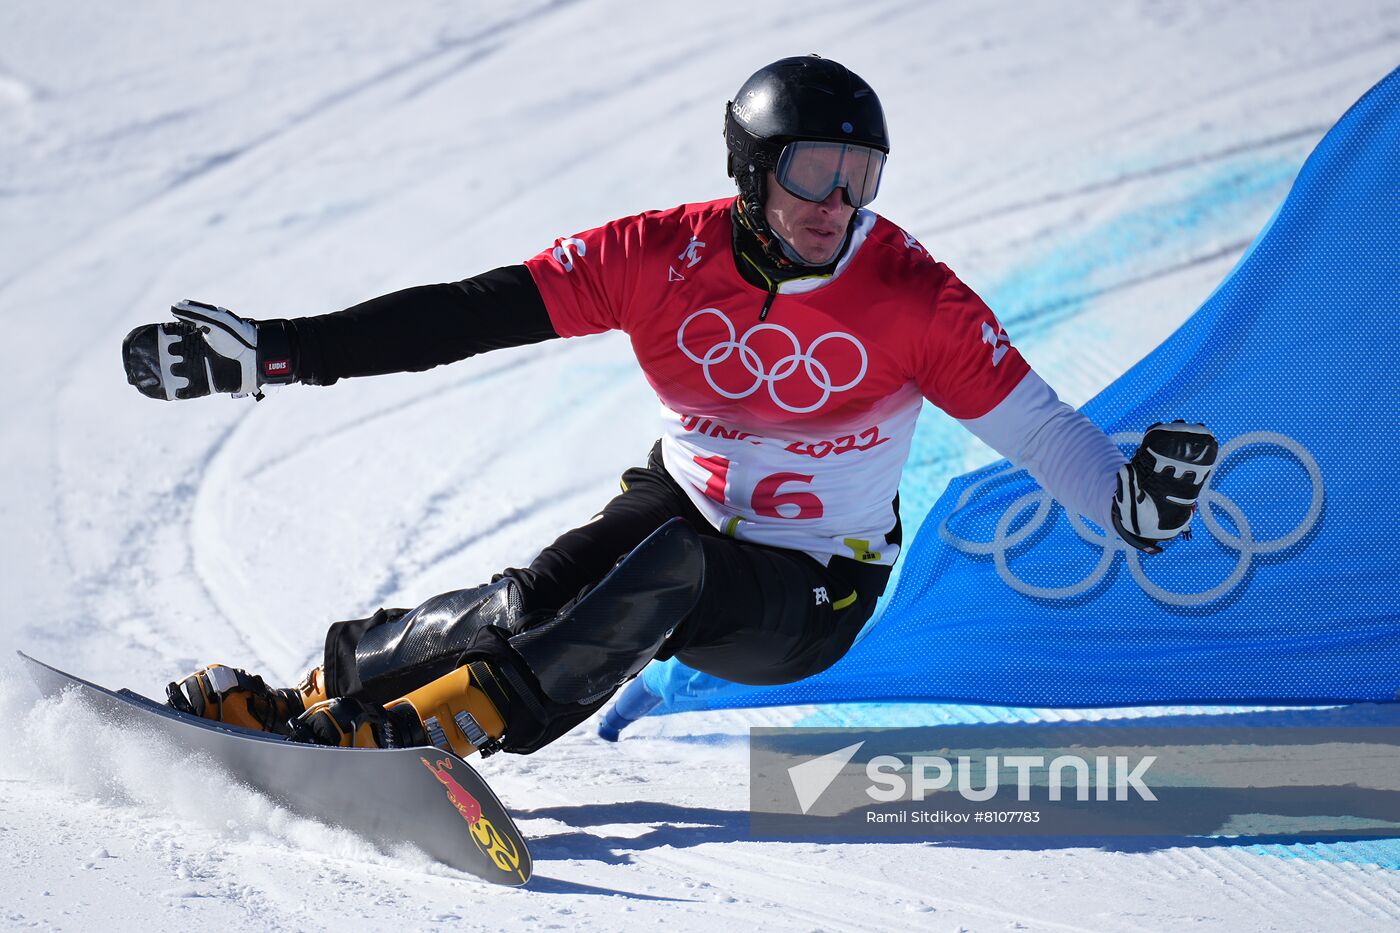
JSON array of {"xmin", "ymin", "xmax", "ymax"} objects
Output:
[{"xmin": 774, "ymin": 140, "xmax": 887, "ymax": 208}]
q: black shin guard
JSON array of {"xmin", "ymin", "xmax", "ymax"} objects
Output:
[{"xmin": 324, "ymin": 578, "xmax": 529, "ymax": 706}]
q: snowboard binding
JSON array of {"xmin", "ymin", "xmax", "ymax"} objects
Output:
[{"xmin": 166, "ymin": 664, "xmax": 327, "ymax": 735}]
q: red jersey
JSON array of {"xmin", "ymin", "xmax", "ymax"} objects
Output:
[{"xmin": 523, "ymin": 198, "xmax": 1030, "ymax": 566}]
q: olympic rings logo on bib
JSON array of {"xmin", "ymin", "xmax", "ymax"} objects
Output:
[
  {"xmin": 677, "ymin": 307, "xmax": 868, "ymax": 414},
  {"xmin": 938, "ymin": 431, "xmax": 1324, "ymax": 607}
]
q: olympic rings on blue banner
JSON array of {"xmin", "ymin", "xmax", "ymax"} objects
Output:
[{"xmin": 938, "ymin": 431, "xmax": 1323, "ymax": 606}]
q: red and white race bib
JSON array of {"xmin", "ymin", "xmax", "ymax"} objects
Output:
[{"xmin": 525, "ymin": 199, "xmax": 1029, "ymax": 565}]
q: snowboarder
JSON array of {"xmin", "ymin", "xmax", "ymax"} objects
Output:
[{"xmin": 122, "ymin": 55, "xmax": 1218, "ymax": 759}]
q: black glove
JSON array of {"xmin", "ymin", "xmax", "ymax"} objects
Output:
[
  {"xmin": 1112, "ymin": 420, "xmax": 1219, "ymax": 553},
  {"xmin": 122, "ymin": 299, "xmax": 297, "ymax": 400}
]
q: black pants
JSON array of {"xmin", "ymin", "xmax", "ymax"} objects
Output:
[
  {"xmin": 502, "ymin": 441, "xmax": 893, "ymax": 687},
  {"xmin": 326, "ymin": 442, "xmax": 895, "ymax": 753}
]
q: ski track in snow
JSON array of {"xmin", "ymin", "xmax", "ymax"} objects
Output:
[{"xmin": 3, "ymin": 1, "xmax": 1400, "ymax": 929}]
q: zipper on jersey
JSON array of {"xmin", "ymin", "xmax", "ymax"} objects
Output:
[
  {"xmin": 739, "ymin": 251, "xmax": 780, "ymax": 321},
  {"xmin": 759, "ymin": 281, "xmax": 778, "ymax": 321}
]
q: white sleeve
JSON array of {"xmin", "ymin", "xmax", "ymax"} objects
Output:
[{"xmin": 957, "ymin": 371, "xmax": 1125, "ymax": 529}]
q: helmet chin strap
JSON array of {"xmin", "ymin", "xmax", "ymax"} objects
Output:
[{"xmin": 732, "ymin": 165, "xmax": 792, "ymax": 267}]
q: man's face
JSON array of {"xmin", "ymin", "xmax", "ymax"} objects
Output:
[{"xmin": 762, "ymin": 170, "xmax": 855, "ymax": 266}]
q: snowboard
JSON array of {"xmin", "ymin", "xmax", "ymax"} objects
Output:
[{"xmin": 15, "ymin": 651, "xmax": 532, "ymax": 886}]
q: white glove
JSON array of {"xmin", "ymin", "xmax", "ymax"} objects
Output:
[
  {"xmin": 1112, "ymin": 420, "xmax": 1219, "ymax": 553},
  {"xmin": 123, "ymin": 300, "xmax": 295, "ymax": 400}
]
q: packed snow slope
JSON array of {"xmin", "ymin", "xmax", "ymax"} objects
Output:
[{"xmin": 2, "ymin": 2, "xmax": 1398, "ymax": 929}]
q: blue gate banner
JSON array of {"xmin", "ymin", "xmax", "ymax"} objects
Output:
[{"xmin": 639, "ymin": 65, "xmax": 1400, "ymax": 715}]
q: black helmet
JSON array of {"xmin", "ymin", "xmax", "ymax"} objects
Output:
[{"xmin": 724, "ymin": 55, "xmax": 888, "ymax": 265}]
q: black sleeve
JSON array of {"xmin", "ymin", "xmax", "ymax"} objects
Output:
[{"xmin": 289, "ymin": 264, "xmax": 559, "ymax": 386}]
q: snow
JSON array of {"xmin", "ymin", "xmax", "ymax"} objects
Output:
[{"xmin": 2, "ymin": 1, "xmax": 1399, "ymax": 928}]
